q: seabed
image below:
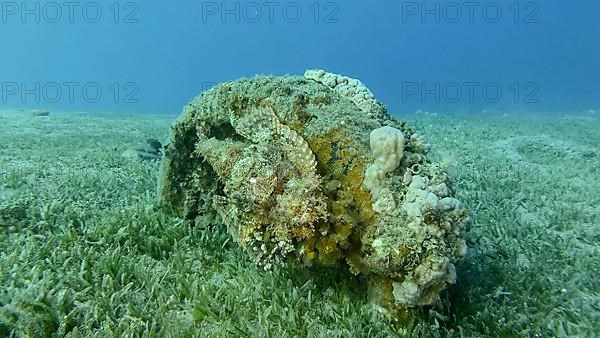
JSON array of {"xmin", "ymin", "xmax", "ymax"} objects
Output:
[{"xmin": 0, "ymin": 109, "xmax": 598, "ymax": 337}]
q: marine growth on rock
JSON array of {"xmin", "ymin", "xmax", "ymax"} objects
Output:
[{"xmin": 158, "ymin": 70, "xmax": 470, "ymax": 315}]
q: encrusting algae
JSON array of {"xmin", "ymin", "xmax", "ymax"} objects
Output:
[{"xmin": 158, "ymin": 70, "xmax": 471, "ymax": 319}]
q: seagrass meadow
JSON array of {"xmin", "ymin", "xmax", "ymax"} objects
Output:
[{"xmin": 0, "ymin": 109, "xmax": 598, "ymax": 337}]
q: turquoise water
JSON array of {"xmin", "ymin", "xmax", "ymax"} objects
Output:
[{"xmin": 1, "ymin": 1, "xmax": 598, "ymax": 115}]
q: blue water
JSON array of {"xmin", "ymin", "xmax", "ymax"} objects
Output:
[{"xmin": 1, "ymin": 0, "xmax": 599, "ymax": 115}]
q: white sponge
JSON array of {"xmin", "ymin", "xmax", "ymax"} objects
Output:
[
  {"xmin": 304, "ymin": 69, "xmax": 377, "ymax": 114},
  {"xmin": 363, "ymin": 126, "xmax": 405, "ymax": 197}
]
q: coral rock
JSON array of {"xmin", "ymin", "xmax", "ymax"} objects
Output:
[{"xmin": 158, "ymin": 72, "xmax": 470, "ymax": 315}]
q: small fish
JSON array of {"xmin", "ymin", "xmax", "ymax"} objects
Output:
[{"xmin": 254, "ymin": 106, "xmax": 317, "ymax": 172}]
